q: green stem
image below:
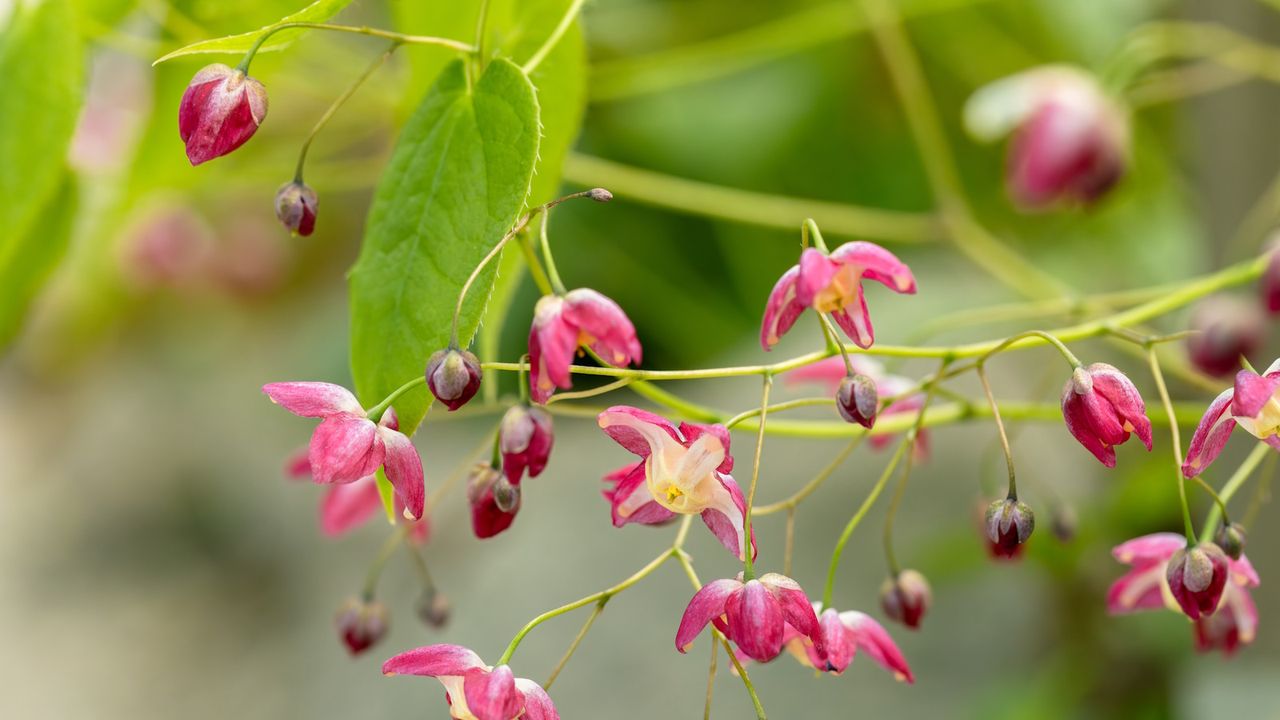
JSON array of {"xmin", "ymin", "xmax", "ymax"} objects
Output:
[
  {"xmin": 1199, "ymin": 442, "xmax": 1272, "ymax": 544},
  {"xmin": 543, "ymin": 599, "xmax": 605, "ymax": 690},
  {"xmin": 976, "ymin": 364, "xmax": 1018, "ymax": 498},
  {"xmin": 803, "ymin": 218, "xmax": 830, "ymax": 252},
  {"xmin": 366, "ymin": 376, "xmax": 426, "ymax": 422},
  {"xmin": 740, "ymin": 375, "xmax": 773, "ymax": 579},
  {"xmin": 539, "ymin": 212, "xmax": 568, "ymax": 294},
  {"xmin": 293, "ymin": 42, "xmax": 397, "ymax": 182},
  {"xmin": 523, "ymin": 0, "xmax": 587, "ymax": 75},
  {"xmin": 1147, "ymin": 348, "xmax": 1196, "ymax": 543},
  {"xmin": 234, "ymin": 22, "xmax": 473, "ymax": 72},
  {"xmin": 474, "ymin": 0, "xmax": 492, "ymax": 63},
  {"xmin": 755, "ymin": 435, "xmax": 864, "ymax": 515},
  {"xmin": 722, "ymin": 397, "xmax": 832, "ymax": 429},
  {"xmin": 703, "ymin": 636, "xmax": 718, "ymax": 720},
  {"xmin": 720, "ymin": 635, "xmax": 767, "ymax": 719}
]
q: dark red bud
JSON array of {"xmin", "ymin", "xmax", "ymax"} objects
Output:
[
  {"xmin": 1214, "ymin": 523, "xmax": 1247, "ymax": 561},
  {"xmin": 274, "ymin": 181, "xmax": 318, "ymax": 236},
  {"xmin": 984, "ymin": 498, "xmax": 1035, "ymax": 559},
  {"xmin": 334, "ymin": 597, "xmax": 388, "ymax": 656},
  {"xmin": 499, "ymin": 404, "xmax": 554, "ymax": 483},
  {"xmin": 1186, "ymin": 296, "xmax": 1265, "ymax": 377},
  {"xmin": 836, "ymin": 373, "xmax": 878, "ymax": 428},
  {"xmin": 879, "ymin": 569, "xmax": 931, "ymax": 629},
  {"xmin": 467, "ymin": 463, "xmax": 519, "ymax": 539},
  {"xmin": 492, "ymin": 473, "xmax": 521, "ymax": 513},
  {"xmin": 426, "ymin": 348, "xmax": 482, "ymax": 411},
  {"xmin": 1166, "ymin": 543, "xmax": 1229, "ymax": 620},
  {"xmin": 416, "ymin": 589, "xmax": 451, "ymax": 629}
]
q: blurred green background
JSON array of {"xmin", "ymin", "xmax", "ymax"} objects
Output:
[{"xmin": 4, "ymin": 0, "xmax": 1280, "ymax": 717}]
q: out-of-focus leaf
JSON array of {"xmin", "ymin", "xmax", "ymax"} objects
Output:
[
  {"xmin": 349, "ymin": 58, "xmax": 540, "ymax": 435},
  {"xmin": 152, "ymin": 0, "xmax": 354, "ymax": 64},
  {"xmin": 0, "ymin": 177, "xmax": 77, "ymax": 348},
  {"xmin": 0, "ymin": 0, "xmax": 82, "ymax": 350}
]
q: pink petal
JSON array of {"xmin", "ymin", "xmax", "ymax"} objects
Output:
[
  {"xmin": 308, "ymin": 414, "xmax": 384, "ymax": 484},
  {"xmin": 1230, "ymin": 554, "xmax": 1261, "ymax": 588},
  {"xmin": 1183, "ymin": 388, "xmax": 1237, "ymax": 477},
  {"xmin": 1087, "ymin": 363, "xmax": 1152, "ymax": 450},
  {"xmin": 1231, "ymin": 369, "xmax": 1280, "ymax": 418},
  {"xmin": 726, "ymin": 580, "xmax": 786, "ymax": 662},
  {"xmin": 783, "ymin": 357, "xmax": 850, "ymax": 391},
  {"xmin": 603, "ymin": 463, "xmax": 675, "ymax": 527},
  {"xmin": 829, "ymin": 241, "xmax": 917, "ymax": 294},
  {"xmin": 794, "ymin": 248, "xmax": 839, "ymax": 307},
  {"xmin": 1060, "ymin": 387, "xmax": 1119, "ymax": 467},
  {"xmin": 676, "ymin": 579, "xmax": 740, "ymax": 653},
  {"xmin": 760, "ymin": 574, "xmax": 823, "ymax": 660},
  {"xmin": 701, "ymin": 473, "xmax": 756, "ymax": 561},
  {"xmin": 1111, "ymin": 532, "xmax": 1185, "ymax": 564},
  {"xmin": 564, "ymin": 289, "xmax": 642, "ymax": 368},
  {"xmin": 379, "ymin": 425, "xmax": 425, "ymax": 520},
  {"xmin": 529, "ymin": 298, "xmax": 578, "ymax": 404},
  {"xmin": 471, "ymin": 486, "xmax": 519, "ymax": 539},
  {"xmin": 1106, "ymin": 565, "xmax": 1170, "ymax": 614},
  {"xmin": 840, "ymin": 611, "xmax": 914, "ymax": 683},
  {"xmin": 816, "ymin": 609, "xmax": 853, "ymax": 673},
  {"xmin": 382, "ymin": 644, "xmax": 485, "ymax": 677},
  {"xmin": 464, "ymin": 666, "xmax": 523, "ymax": 720},
  {"xmin": 285, "ymin": 448, "xmax": 311, "ymax": 480},
  {"xmin": 515, "ymin": 679, "xmax": 559, "ymax": 720},
  {"xmin": 597, "ymin": 406, "xmax": 682, "ymax": 458},
  {"xmin": 760, "ymin": 265, "xmax": 805, "ymax": 350},
  {"xmin": 830, "ymin": 293, "xmax": 874, "ymax": 348},
  {"xmin": 319, "ymin": 479, "xmax": 382, "ymax": 537},
  {"xmin": 677, "ymin": 422, "xmax": 734, "ymax": 473},
  {"xmin": 263, "ymin": 381, "xmax": 362, "ymax": 418}
]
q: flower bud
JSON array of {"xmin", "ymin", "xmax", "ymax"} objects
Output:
[
  {"xmin": 587, "ymin": 187, "xmax": 613, "ymax": 202},
  {"xmin": 466, "ymin": 463, "xmax": 520, "ymax": 539},
  {"xmin": 416, "ymin": 589, "xmax": 451, "ymax": 629},
  {"xmin": 274, "ymin": 181, "xmax": 318, "ymax": 237},
  {"xmin": 178, "ymin": 64, "xmax": 268, "ymax": 166},
  {"xmin": 492, "ymin": 473, "xmax": 521, "ymax": 513},
  {"xmin": 1214, "ymin": 523, "xmax": 1247, "ymax": 561},
  {"xmin": 1060, "ymin": 363, "xmax": 1152, "ymax": 468},
  {"xmin": 334, "ymin": 597, "xmax": 388, "ymax": 656},
  {"xmin": 425, "ymin": 347, "xmax": 482, "ymax": 411},
  {"xmin": 500, "ymin": 405, "xmax": 554, "ymax": 483},
  {"xmin": 984, "ymin": 498, "xmax": 1035, "ymax": 559},
  {"xmin": 836, "ymin": 373, "xmax": 878, "ymax": 428},
  {"xmin": 1185, "ymin": 296, "xmax": 1264, "ymax": 377},
  {"xmin": 1166, "ymin": 542, "xmax": 1229, "ymax": 620},
  {"xmin": 879, "ymin": 569, "xmax": 931, "ymax": 629}
]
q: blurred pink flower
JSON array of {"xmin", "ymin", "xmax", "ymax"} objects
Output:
[
  {"xmin": 773, "ymin": 604, "xmax": 913, "ymax": 682},
  {"xmin": 284, "ymin": 450, "xmax": 428, "ymax": 543},
  {"xmin": 383, "ymin": 644, "xmax": 558, "ymax": 720}
]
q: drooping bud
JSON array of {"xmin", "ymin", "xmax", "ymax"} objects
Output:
[
  {"xmin": 492, "ymin": 473, "xmax": 521, "ymax": 513},
  {"xmin": 466, "ymin": 463, "xmax": 520, "ymax": 539},
  {"xmin": 1214, "ymin": 523, "xmax": 1247, "ymax": 561},
  {"xmin": 334, "ymin": 597, "xmax": 388, "ymax": 655},
  {"xmin": 178, "ymin": 64, "xmax": 268, "ymax": 166},
  {"xmin": 1261, "ymin": 237, "xmax": 1280, "ymax": 315},
  {"xmin": 1166, "ymin": 542, "xmax": 1230, "ymax": 620},
  {"xmin": 415, "ymin": 589, "xmax": 451, "ymax": 629},
  {"xmin": 1060, "ymin": 363, "xmax": 1153, "ymax": 468},
  {"xmin": 499, "ymin": 405, "xmax": 554, "ymax": 483},
  {"xmin": 274, "ymin": 181, "xmax": 318, "ymax": 237},
  {"xmin": 1185, "ymin": 296, "xmax": 1265, "ymax": 377},
  {"xmin": 587, "ymin": 187, "xmax": 613, "ymax": 202},
  {"xmin": 985, "ymin": 498, "xmax": 1035, "ymax": 559},
  {"xmin": 879, "ymin": 569, "xmax": 931, "ymax": 629},
  {"xmin": 425, "ymin": 347, "xmax": 482, "ymax": 411},
  {"xmin": 1050, "ymin": 503, "xmax": 1077, "ymax": 543},
  {"xmin": 836, "ymin": 373, "xmax": 878, "ymax": 428}
]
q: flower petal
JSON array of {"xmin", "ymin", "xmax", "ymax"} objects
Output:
[
  {"xmin": 603, "ymin": 463, "xmax": 675, "ymax": 527},
  {"xmin": 1088, "ymin": 363, "xmax": 1152, "ymax": 450},
  {"xmin": 379, "ymin": 425, "xmax": 425, "ymax": 520},
  {"xmin": 263, "ymin": 381, "xmax": 362, "ymax": 418},
  {"xmin": 726, "ymin": 580, "xmax": 785, "ymax": 662},
  {"xmin": 308, "ymin": 414, "xmax": 384, "ymax": 484},
  {"xmin": 679, "ymin": 422, "xmax": 734, "ymax": 473},
  {"xmin": 1111, "ymin": 532, "xmax": 1186, "ymax": 564},
  {"xmin": 1183, "ymin": 388, "xmax": 1237, "ymax": 477},
  {"xmin": 760, "ymin": 265, "xmax": 805, "ymax": 350},
  {"xmin": 564, "ymin": 288, "xmax": 642, "ymax": 368},
  {"xmin": 529, "ymin": 296, "xmax": 576, "ymax": 404},
  {"xmin": 515, "ymin": 678, "xmax": 560, "ymax": 720},
  {"xmin": 676, "ymin": 579, "xmax": 740, "ymax": 653},
  {"xmin": 464, "ymin": 666, "xmax": 523, "ymax": 720},
  {"xmin": 829, "ymin": 241, "xmax": 917, "ymax": 295},
  {"xmin": 816, "ymin": 609, "xmax": 853, "ymax": 673},
  {"xmin": 701, "ymin": 473, "xmax": 756, "ymax": 561},
  {"xmin": 830, "ymin": 293, "xmax": 874, "ymax": 348},
  {"xmin": 1231, "ymin": 369, "xmax": 1280, "ymax": 418},
  {"xmin": 840, "ymin": 611, "xmax": 914, "ymax": 683},
  {"xmin": 382, "ymin": 644, "xmax": 485, "ymax": 677},
  {"xmin": 319, "ymin": 478, "xmax": 382, "ymax": 537},
  {"xmin": 597, "ymin": 406, "xmax": 682, "ymax": 458},
  {"xmin": 794, "ymin": 248, "xmax": 839, "ymax": 307},
  {"xmin": 760, "ymin": 574, "xmax": 823, "ymax": 660}
]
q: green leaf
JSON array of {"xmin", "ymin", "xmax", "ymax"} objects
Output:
[
  {"xmin": 0, "ymin": 0, "xmax": 82, "ymax": 350},
  {"xmin": 349, "ymin": 58, "xmax": 540, "ymax": 435},
  {"xmin": 152, "ymin": 0, "xmax": 354, "ymax": 65}
]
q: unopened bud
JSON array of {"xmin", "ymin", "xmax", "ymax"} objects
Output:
[
  {"xmin": 426, "ymin": 347, "xmax": 482, "ymax": 411},
  {"xmin": 416, "ymin": 589, "xmax": 451, "ymax": 629},
  {"xmin": 1215, "ymin": 523, "xmax": 1247, "ymax": 561},
  {"xmin": 1166, "ymin": 542, "xmax": 1229, "ymax": 619},
  {"xmin": 334, "ymin": 597, "xmax": 388, "ymax": 656},
  {"xmin": 836, "ymin": 373, "xmax": 878, "ymax": 428},
  {"xmin": 179, "ymin": 64, "xmax": 268, "ymax": 166},
  {"xmin": 274, "ymin": 181, "xmax": 318, "ymax": 236},
  {"xmin": 492, "ymin": 473, "xmax": 521, "ymax": 513},
  {"xmin": 587, "ymin": 187, "xmax": 613, "ymax": 202},
  {"xmin": 1186, "ymin": 296, "xmax": 1264, "ymax": 377},
  {"xmin": 467, "ymin": 463, "xmax": 520, "ymax": 539},
  {"xmin": 984, "ymin": 497, "xmax": 1035, "ymax": 559},
  {"xmin": 879, "ymin": 569, "xmax": 931, "ymax": 629}
]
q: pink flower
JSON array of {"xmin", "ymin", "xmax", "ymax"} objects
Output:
[
  {"xmin": 500, "ymin": 405, "xmax": 554, "ymax": 483},
  {"xmin": 1183, "ymin": 360, "xmax": 1280, "ymax": 478},
  {"xmin": 598, "ymin": 406, "xmax": 755, "ymax": 560},
  {"xmin": 383, "ymin": 644, "xmax": 558, "ymax": 720},
  {"xmin": 528, "ymin": 289, "xmax": 641, "ymax": 404},
  {"xmin": 965, "ymin": 66, "xmax": 1127, "ymax": 209},
  {"xmin": 285, "ymin": 450, "xmax": 430, "ymax": 543},
  {"xmin": 675, "ymin": 573, "xmax": 824, "ymax": 663},
  {"xmin": 274, "ymin": 181, "xmax": 318, "ymax": 236},
  {"xmin": 1166, "ymin": 543, "xmax": 1230, "ymax": 620},
  {"xmin": 263, "ymin": 382, "xmax": 424, "ymax": 519},
  {"xmin": 785, "ymin": 357, "xmax": 930, "ymax": 458},
  {"xmin": 178, "ymin": 64, "xmax": 268, "ymax": 166},
  {"xmin": 761, "ymin": 243, "xmax": 916, "ymax": 351},
  {"xmin": 1060, "ymin": 363, "xmax": 1152, "ymax": 468},
  {"xmin": 775, "ymin": 604, "xmax": 913, "ymax": 682},
  {"xmin": 1108, "ymin": 533, "xmax": 1260, "ymax": 652}
]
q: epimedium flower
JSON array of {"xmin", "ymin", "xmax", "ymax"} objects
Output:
[
  {"xmin": 263, "ymin": 382, "xmax": 425, "ymax": 519},
  {"xmin": 284, "ymin": 450, "xmax": 429, "ymax": 543},
  {"xmin": 1107, "ymin": 533, "xmax": 1260, "ymax": 654},
  {"xmin": 964, "ymin": 65, "xmax": 1128, "ymax": 209},
  {"xmin": 774, "ymin": 604, "xmax": 914, "ymax": 682},
  {"xmin": 761, "ymin": 243, "xmax": 916, "ymax": 351},
  {"xmin": 1183, "ymin": 360, "xmax": 1280, "ymax": 478},
  {"xmin": 598, "ymin": 406, "xmax": 755, "ymax": 560},
  {"xmin": 528, "ymin": 289, "xmax": 641, "ymax": 404},
  {"xmin": 383, "ymin": 644, "xmax": 558, "ymax": 720},
  {"xmin": 500, "ymin": 405, "xmax": 554, "ymax": 483},
  {"xmin": 675, "ymin": 573, "xmax": 824, "ymax": 663},
  {"xmin": 274, "ymin": 180, "xmax": 318, "ymax": 237},
  {"xmin": 179, "ymin": 63, "xmax": 268, "ymax": 166},
  {"xmin": 1060, "ymin": 363, "xmax": 1153, "ymax": 468}
]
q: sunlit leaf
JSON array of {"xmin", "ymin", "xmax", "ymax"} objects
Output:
[
  {"xmin": 349, "ymin": 58, "xmax": 540, "ymax": 436},
  {"xmin": 152, "ymin": 0, "xmax": 355, "ymax": 65}
]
